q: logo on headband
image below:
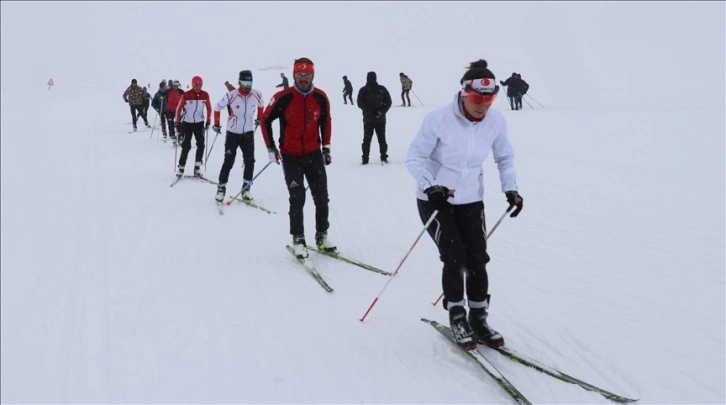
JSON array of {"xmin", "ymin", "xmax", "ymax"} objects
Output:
[
  {"xmin": 293, "ymin": 63, "xmax": 315, "ymax": 75},
  {"xmin": 463, "ymin": 78, "xmax": 497, "ymax": 94}
]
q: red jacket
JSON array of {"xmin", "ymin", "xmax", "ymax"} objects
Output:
[
  {"xmin": 165, "ymin": 88, "xmax": 184, "ymax": 114},
  {"xmin": 261, "ymin": 87, "xmax": 332, "ymax": 157}
]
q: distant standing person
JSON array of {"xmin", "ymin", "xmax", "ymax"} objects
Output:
[
  {"xmin": 399, "ymin": 72, "xmax": 413, "ymax": 107},
  {"xmin": 514, "ymin": 73, "xmax": 529, "ymax": 110},
  {"xmin": 342, "ymin": 75, "xmax": 354, "ymax": 105},
  {"xmin": 276, "ymin": 73, "xmax": 289, "ymax": 89},
  {"xmin": 261, "ymin": 57, "xmax": 336, "ymax": 258},
  {"xmin": 356, "ymin": 71, "xmax": 392, "ymax": 164},
  {"xmin": 213, "ymin": 70, "xmax": 265, "ymax": 203},
  {"xmin": 122, "ymin": 79, "xmax": 150, "ymax": 131},
  {"xmin": 405, "ymin": 59, "xmax": 523, "ymax": 349},
  {"xmin": 174, "ymin": 76, "xmax": 211, "ymax": 178}
]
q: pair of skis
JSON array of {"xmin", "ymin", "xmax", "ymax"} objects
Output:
[
  {"xmin": 422, "ymin": 319, "xmax": 637, "ymax": 404},
  {"xmin": 285, "ymin": 245, "xmax": 392, "ymax": 293},
  {"xmin": 169, "ymin": 174, "xmax": 218, "ymax": 188}
]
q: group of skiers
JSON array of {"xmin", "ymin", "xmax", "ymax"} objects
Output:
[{"xmin": 122, "ymin": 57, "xmax": 527, "ymax": 351}]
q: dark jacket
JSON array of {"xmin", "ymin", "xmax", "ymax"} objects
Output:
[
  {"xmin": 343, "ymin": 78, "xmax": 353, "ymax": 94},
  {"xmin": 276, "ymin": 75, "xmax": 290, "ymax": 89},
  {"xmin": 152, "ymin": 88, "xmax": 169, "ymax": 112},
  {"xmin": 357, "ymin": 73, "xmax": 392, "ymax": 123},
  {"xmin": 501, "ymin": 75, "xmax": 525, "ymax": 97}
]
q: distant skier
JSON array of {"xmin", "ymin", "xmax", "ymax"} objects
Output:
[
  {"xmin": 399, "ymin": 72, "xmax": 413, "ymax": 107},
  {"xmin": 165, "ymin": 80, "xmax": 185, "ymax": 144},
  {"xmin": 342, "ymin": 75, "xmax": 354, "ymax": 105},
  {"xmin": 151, "ymin": 81, "xmax": 170, "ymax": 140},
  {"xmin": 122, "ymin": 79, "xmax": 150, "ymax": 131},
  {"xmin": 276, "ymin": 73, "xmax": 289, "ymax": 89},
  {"xmin": 174, "ymin": 76, "xmax": 211, "ymax": 179},
  {"xmin": 405, "ymin": 58, "xmax": 523, "ymax": 349}
]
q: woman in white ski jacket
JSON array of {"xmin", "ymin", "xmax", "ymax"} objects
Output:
[{"xmin": 405, "ymin": 59, "xmax": 524, "ymax": 350}]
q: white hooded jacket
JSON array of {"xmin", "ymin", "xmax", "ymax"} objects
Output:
[{"xmin": 405, "ymin": 93, "xmax": 518, "ymax": 205}]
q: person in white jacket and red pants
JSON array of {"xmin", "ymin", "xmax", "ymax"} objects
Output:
[{"xmin": 405, "ymin": 59, "xmax": 524, "ymax": 350}]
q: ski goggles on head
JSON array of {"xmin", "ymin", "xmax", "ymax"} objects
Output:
[
  {"xmin": 239, "ymin": 80, "xmax": 253, "ymax": 87},
  {"xmin": 462, "ymin": 78, "xmax": 499, "ymax": 105}
]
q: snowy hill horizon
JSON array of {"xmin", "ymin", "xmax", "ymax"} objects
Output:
[{"xmin": 2, "ymin": 2, "xmax": 724, "ymax": 404}]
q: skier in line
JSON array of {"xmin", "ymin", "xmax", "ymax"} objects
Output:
[
  {"xmin": 342, "ymin": 75, "xmax": 354, "ymax": 105},
  {"xmin": 212, "ymin": 70, "xmax": 265, "ymax": 203},
  {"xmin": 151, "ymin": 81, "xmax": 170, "ymax": 140},
  {"xmin": 261, "ymin": 57, "xmax": 336, "ymax": 258},
  {"xmin": 165, "ymin": 80, "xmax": 185, "ymax": 144},
  {"xmin": 138, "ymin": 87, "xmax": 151, "ymax": 122},
  {"xmin": 174, "ymin": 76, "xmax": 211, "ymax": 178},
  {"xmin": 356, "ymin": 71, "xmax": 392, "ymax": 165},
  {"xmin": 405, "ymin": 59, "xmax": 524, "ymax": 349},
  {"xmin": 122, "ymin": 79, "xmax": 150, "ymax": 131}
]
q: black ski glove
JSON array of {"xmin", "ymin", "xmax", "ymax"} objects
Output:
[
  {"xmin": 425, "ymin": 185, "xmax": 452, "ymax": 210},
  {"xmin": 505, "ymin": 191, "xmax": 523, "ymax": 217},
  {"xmin": 323, "ymin": 147, "xmax": 331, "ymax": 165}
]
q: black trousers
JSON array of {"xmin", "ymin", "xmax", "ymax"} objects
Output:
[
  {"xmin": 218, "ymin": 130, "xmax": 255, "ymax": 186},
  {"xmin": 130, "ymin": 105, "xmax": 148, "ymax": 126},
  {"xmin": 158, "ymin": 111, "xmax": 168, "ymax": 135},
  {"xmin": 401, "ymin": 89, "xmax": 411, "ymax": 106},
  {"xmin": 178, "ymin": 122, "xmax": 205, "ymax": 168},
  {"xmin": 417, "ymin": 199, "xmax": 490, "ymax": 310},
  {"xmin": 282, "ymin": 150, "xmax": 329, "ymax": 237},
  {"xmin": 343, "ymin": 91, "xmax": 353, "ymax": 104},
  {"xmin": 165, "ymin": 111, "xmax": 178, "ymax": 138},
  {"xmin": 362, "ymin": 121, "xmax": 388, "ymax": 162}
]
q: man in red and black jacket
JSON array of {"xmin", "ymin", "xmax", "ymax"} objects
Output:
[{"xmin": 261, "ymin": 57, "xmax": 335, "ymax": 258}]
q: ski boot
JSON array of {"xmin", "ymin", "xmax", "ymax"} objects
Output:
[{"xmin": 449, "ymin": 306, "xmax": 476, "ymax": 350}]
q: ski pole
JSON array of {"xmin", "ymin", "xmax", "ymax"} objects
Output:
[
  {"xmin": 522, "ymin": 97, "xmax": 534, "ymax": 110},
  {"xmin": 203, "ymin": 127, "xmax": 209, "ymax": 168},
  {"xmin": 205, "ymin": 131, "xmax": 220, "ymax": 169},
  {"xmin": 225, "ymin": 161, "xmax": 273, "ymax": 206},
  {"xmin": 525, "ymin": 94, "xmax": 545, "ymax": 109},
  {"xmin": 360, "ymin": 210, "xmax": 439, "ymax": 322},
  {"xmin": 431, "ymin": 206, "xmax": 513, "ymax": 306},
  {"xmin": 411, "ymin": 90, "xmax": 424, "ymax": 106},
  {"xmin": 150, "ymin": 110, "xmax": 158, "ymax": 139}
]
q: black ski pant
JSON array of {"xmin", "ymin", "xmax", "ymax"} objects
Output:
[
  {"xmin": 343, "ymin": 91, "xmax": 354, "ymax": 105},
  {"xmin": 515, "ymin": 95, "xmax": 523, "ymax": 110},
  {"xmin": 282, "ymin": 150, "xmax": 329, "ymax": 238},
  {"xmin": 401, "ymin": 89, "xmax": 411, "ymax": 106},
  {"xmin": 158, "ymin": 111, "xmax": 168, "ymax": 135},
  {"xmin": 178, "ymin": 122, "xmax": 205, "ymax": 168},
  {"xmin": 417, "ymin": 199, "xmax": 490, "ymax": 310},
  {"xmin": 508, "ymin": 96, "xmax": 519, "ymax": 111},
  {"xmin": 166, "ymin": 111, "xmax": 178, "ymax": 138},
  {"xmin": 362, "ymin": 121, "xmax": 388, "ymax": 162},
  {"xmin": 129, "ymin": 105, "xmax": 148, "ymax": 127},
  {"xmin": 217, "ymin": 130, "xmax": 255, "ymax": 187}
]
